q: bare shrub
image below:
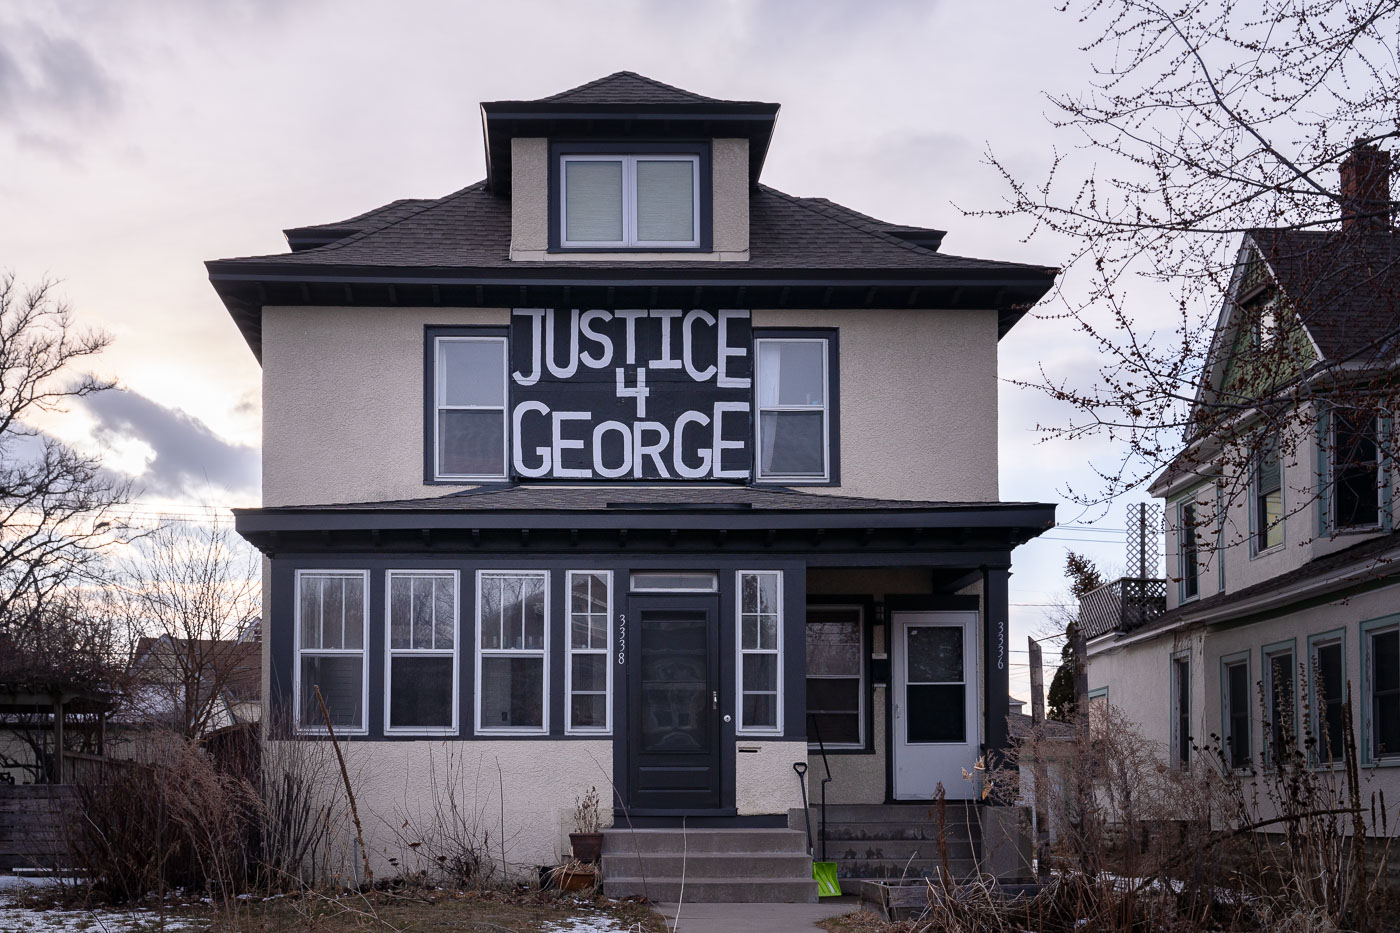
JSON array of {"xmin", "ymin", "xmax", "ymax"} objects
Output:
[
  {"xmin": 258, "ymin": 725, "xmax": 348, "ymax": 888},
  {"xmin": 387, "ymin": 745, "xmax": 500, "ymax": 888}
]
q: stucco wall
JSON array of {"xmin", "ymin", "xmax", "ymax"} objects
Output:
[
  {"xmin": 755, "ymin": 308, "xmax": 1000, "ymax": 502},
  {"xmin": 266, "ymin": 738, "xmax": 613, "ymax": 879},
  {"xmin": 261, "ymin": 305, "xmax": 509, "ymax": 506},
  {"xmin": 509, "ymin": 137, "xmax": 750, "ymax": 261},
  {"xmin": 734, "ymin": 740, "xmax": 809, "ymax": 815}
]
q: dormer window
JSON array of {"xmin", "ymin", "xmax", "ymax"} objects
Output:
[{"xmin": 551, "ymin": 144, "xmax": 711, "ymax": 251}]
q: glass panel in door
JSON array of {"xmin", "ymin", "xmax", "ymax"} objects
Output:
[{"xmin": 905, "ymin": 625, "xmax": 966, "ymax": 743}]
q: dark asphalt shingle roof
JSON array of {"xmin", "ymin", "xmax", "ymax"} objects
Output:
[
  {"xmin": 539, "ymin": 71, "xmax": 726, "ymax": 105},
  {"xmin": 1248, "ymin": 228, "xmax": 1400, "ymax": 363},
  {"xmin": 215, "ymin": 181, "xmax": 1048, "ymax": 276},
  {"xmin": 253, "ymin": 484, "xmax": 1045, "ymax": 514}
]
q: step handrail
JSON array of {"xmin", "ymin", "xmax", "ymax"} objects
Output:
[{"xmin": 807, "ymin": 712, "xmax": 833, "ymax": 863}]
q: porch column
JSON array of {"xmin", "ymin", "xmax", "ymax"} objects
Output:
[{"xmin": 981, "ymin": 566, "xmax": 1010, "ymax": 781}]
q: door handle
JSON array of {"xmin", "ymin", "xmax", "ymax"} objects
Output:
[{"xmin": 712, "ymin": 690, "xmax": 719, "ymax": 710}]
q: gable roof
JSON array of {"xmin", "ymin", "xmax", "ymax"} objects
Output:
[
  {"xmin": 540, "ymin": 71, "xmax": 724, "ymax": 105},
  {"xmin": 1246, "ymin": 227, "xmax": 1400, "ymax": 364}
]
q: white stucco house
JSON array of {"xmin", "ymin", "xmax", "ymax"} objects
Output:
[
  {"xmin": 1084, "ymin": 144, "xmax": 1400, "ymax": 816},
  {"xmin": 205, "ymin": 72, "xmax": 1058, "ymax": 898}
]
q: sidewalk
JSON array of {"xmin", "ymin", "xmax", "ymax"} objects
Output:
[{"xmin": 656, "ymin": 896, "xmax": 867, "ymax": 932}]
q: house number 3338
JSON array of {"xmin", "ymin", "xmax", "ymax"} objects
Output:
[{"xmin": 617, "ymin": 613, "xmax": 626, "ymax": 665}]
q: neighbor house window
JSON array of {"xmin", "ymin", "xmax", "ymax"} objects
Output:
[
  {"xmin": 1255, "ymin": 433, "xmax": 1283, "ymax": 551},
  {"xmin": 1310, "ymin": 633, "xmax": 1346, "ymax": 764},
  {"xmin": 755, "ymin": 336, "xmax": 833, "ymax": 483},
  {"xmin": 1332, "ymin": 409, "xmax": 1381, "ymax": 530},
  {"xmin": 385, "ymin": 571, "xmax": 457, "ymax": 734},
  {"xmin": 1366, "ymin": 622, "xmax": 1400, "ymax": 761},
  {"xmin": 1177, "ymin": 499, "xmax": 1200, "ymax": 601},
  {"xmin": 560, "ymin": 154, "xmax": 700, "ymax": 248},
  {"xmin": 476, "ymin": 571, "xmax": 548, "ymax": 734},
  {"xmin": 1172, "ymin": 654, "xmax": 1191, "ymax": 768},
  {"xmin": 1263, "ymin": 643, "xmax": 1296, "ymax": 765},
  {"xmin": 295, "ymin": 571, "xmax": 368, "ymax": 734},
  {"xmin": 566, "ymin": 571, "xmax": 612, "ymax": 734},
  {"xmin": 1222, "ymin": 653, "xmax": 1251, "ymax": 770},
  {"xmin": 737, "ymin": 571, "xmax": 782, "ymax": 734},
  {"xmin": 433, "ymin": 333, "xmax": 508, "ymax": 481},
  {"xmin": 805, "ymin": 605, "xmax": 864, "ymax": 748}
]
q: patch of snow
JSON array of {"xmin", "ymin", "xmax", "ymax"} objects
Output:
[
  {"xmin": 0, "ymin": 903, "xmax": 205, "ymax": 931},
  {"xmin": 540, "ymin": 908, "xmax": 633, "ymax": 933}
]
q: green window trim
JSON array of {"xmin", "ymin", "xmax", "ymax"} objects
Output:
[
  {"xmin": 1220, "ymin": 650, "xmax": 1252, "ymax": 772},
  {"xmin": 1171, "ymin": 650, "xmax": 1192, "ymax": 770},
  {"xmin": 1361, "ymin": 614, "xmax": 1400, "ymax": 766},
  {"xmin": 1307, "ymin": 628, "xmax": 1348, "ymax": 768},
  {"xmin": 1261, "ymin": 638, "xmax": 1298, "ymax": 769}
]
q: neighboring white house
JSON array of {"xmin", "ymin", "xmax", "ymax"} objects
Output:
[
  {"xmin": 206, "ymin": 72, "xmax": 1058, "ymax": 889},
  {"xmin": 1085, "ymin": 144, "xmax": 1400, "ymax": 816}
]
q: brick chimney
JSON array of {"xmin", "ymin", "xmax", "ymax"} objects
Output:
[{"xmin": 1339, "ymin": 142, "xmax": 1393, "ymax": 232}]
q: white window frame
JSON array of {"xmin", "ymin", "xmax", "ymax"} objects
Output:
[
  {"xmin": 1252, "ymin": 432, "xmax": 1285, "ymax": 555},
  {"xmin": 434, "ymin": 334, "xmax": 509, "ymax": 482},
  {"xmin": 565, "ymin": 570, "xmax": 613, "ymax": 735},
  {"xmin": 735, "ymin": 570, "xmax": 784, "ymax": 736},
  {"xmin": 474, "ymin": 570, "xmax": 550, "ymax": 736},
  {"xmin": 753, "ymin": 337, "xmax": 831, "ymax": 484},
  {"xmin": 805, "ymin": 604, "xmax": 865, "ymax": 750},
  {"xmin": 629, "ymin": 571, "xmax": 719, "ymax": 593},
  {"xmin": 559, "ymin": 154, "xmax": 700, "ymax": 249},
  {"xmin": 384, "ymin": 570, "xmax": 459, "ymax": 736},
  {"xmin": 293, "ymin": 569, "xmax": 369, "ymax": 736}
]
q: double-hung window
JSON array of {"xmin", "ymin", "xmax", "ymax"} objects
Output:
[
  {"xmin": 432, "ymin": 333, "xmax": 508, "ymax": 482},
  {"xmin": 1366, "ymin": 621, "xmax": 1400, "ymax": 761},
  {"xmin": 755, "ymin": 335, "xmax": 835, "ymax": 483},
  {"xmin": 1221, "ymin": 653, "xmax": 1251, "ymax": 771},
  {"xmin": 1332, "ymin": 409, "xmax": 1382, "ymax": 530},
  {"xmin": 386, "ymin": 571, "xmax": 457, "ymax": 734},
  {"xmin": 560, "ymin": 154, "xmax": 700, "ymax": 248},
  {"xmin": 1255, "ymin": 433, "xmax": 1283, "ymax": 551},
  {"xmin": 295, "ymin": 571, "xmax": 368, "ymax": 734},
  {"xmin": 1177, "ymin": 500, "xmax": 1199, "ymax": 601},
  {"xmin": 805, "ymin": 605, "xmax": 864, "ymax": 748},
  {"xmin": 1263, "ymin": 643, "xmax": 1296, "ymax": 765},
  {"xmin": 566, "ymin": 571, "xmax": 612, "ymax": 734},
  {"xmin": 1171, "ymin": 653, "xmax": 1191, "ymax": 769},
  {"xmin": 476, "ymin": 571, "xmax": 548, "ymax": 734},
  {"xmin": 737, "ymin": 570, "xmax": 783, "ymax": 734},
  {"xmin": 1310, "ymin": 633, "xmax": 1346, "ymax": 764}
]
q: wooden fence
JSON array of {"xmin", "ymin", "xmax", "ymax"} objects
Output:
[{"xmin": 0, "ymin": 784, "xmax": 76, "ymax": 870}]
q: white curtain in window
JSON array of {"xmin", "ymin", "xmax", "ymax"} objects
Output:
[
  {"xmin": 565, "ymin": 161, "xmax": 624, "ymax": 242},
  {"xmin": 635, "ymin": 160, "xmax": 694, "ymax": 242}
]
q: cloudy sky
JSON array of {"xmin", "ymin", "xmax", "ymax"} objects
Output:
[{"xmin": 1, "ymin": 0, "xmax": 1145, "ymax": 696}]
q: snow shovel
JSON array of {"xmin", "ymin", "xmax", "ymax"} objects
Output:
[{"xmin": 793, "ymin": 762, "xmax": 842, "ymax": 897}]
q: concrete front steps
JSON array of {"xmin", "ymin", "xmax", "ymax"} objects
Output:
[
  {"xmin": 601, "ymin": 827, "xmax": 817, "ymax": 903},
  {"xmin": 789, "ymin": 803, "xmax": 982, "ymax": 880}
]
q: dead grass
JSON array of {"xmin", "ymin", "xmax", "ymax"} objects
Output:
[{"xmin": 818, "ymin": 910, "xmax": 917, "ymax": 933}]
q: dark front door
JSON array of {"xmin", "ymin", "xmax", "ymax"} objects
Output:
[{"xmin": 627, "ymin": 594, "xmax": 721, "ymax": 810}]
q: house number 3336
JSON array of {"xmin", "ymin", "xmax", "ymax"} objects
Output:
[{"xmin": 617, "ymin": 613, "xmax": 627, "ymax": 665}]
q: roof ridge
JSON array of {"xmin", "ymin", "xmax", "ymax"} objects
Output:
[
  {"xmin": 294, "ymin": 198, "xmax": 435, "ymax": 233},
  {"xmin": 542, "ymin": 71, "xmax": 717, "ymax": 103},
  {"xmin": 300, "ymin": 182, "xmax": 488, "ymax": 254},
  {"xmin": 757, "ymin": 185, "xmax": 939, "ymax": 257}
]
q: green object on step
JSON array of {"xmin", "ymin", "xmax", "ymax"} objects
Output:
[{"xmin": 813, "ymin": 860, "xmax": 841, "ymax": 897}]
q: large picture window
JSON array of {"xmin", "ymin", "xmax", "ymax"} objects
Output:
[
  {"xmin": 476, "ymin": 571, "xmax": 548, "ymax": 734},
  {"xmin": 1255, "ymin": 433, "xmax": 1283, "ymax": 551},
  {"xmin": 736, "ymin": 570, "xmax": 783, "ymax": 734},
  {"xmin": 295, "ymin": 571, "xmax": 368, "ymax": 734},
  {"xmin": 1332, "ymin": 409, "xmax": 1381, "ymax": 530},
  {"xmin": 566, "ymin": 571, "xmax": 612, "ymax": 734},
  {"xmin": 433, "ymin": 333, "xmax": 508, "ymax": 482},
  {"xmin": 805, "ymin": 605, "xmax": 864, "ymax": 749},
  {"xmin": 386, "ymin": 571, "xmax": 457, "ymax": 734},
  {"xmin": 560, "ymin": 154, "xmax": 700, "ymax": 248},
  {"xmin": 755, "ymin": 336, "xmax": 833, "ymax": 483}
]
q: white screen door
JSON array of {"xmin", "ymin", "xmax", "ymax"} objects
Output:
[{"xmin": 891, "ymin": 611, "xmax": 979, "ymax": 799}]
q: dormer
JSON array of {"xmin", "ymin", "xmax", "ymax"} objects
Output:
[{"xmin": 482, "ymin": 73, "xmax": 778, "ymax": 262}]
